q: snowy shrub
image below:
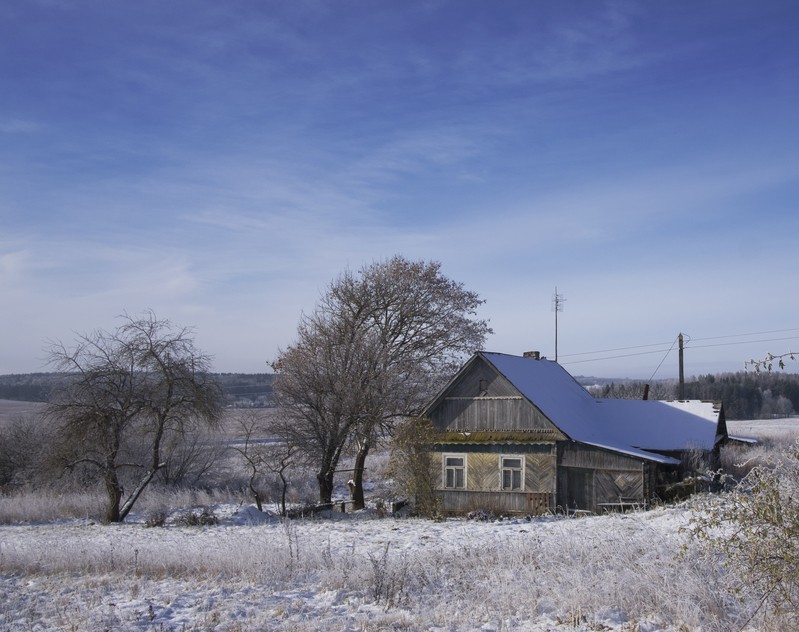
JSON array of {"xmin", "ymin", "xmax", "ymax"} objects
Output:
[
  {"xmin": 176, "ymin": 506, "xmax": 219, "ymax": 527},
  {"xmin": 367, "ymin": 542, "xmax": 411, "ymax": 607},
  {"xmin": 688, "ymin": 439, "xmax": 799, "ymax": 630},
  {"xmin": 388, "ymin": 416, "xmax": 440, "ymax": 518},
  {"xmin": 144, "ymin": 507, "xmax": 168, "ymax": 528},
  {"xmin": 466, "ymin": 508, "xmax": 496, "ymax": 522}
]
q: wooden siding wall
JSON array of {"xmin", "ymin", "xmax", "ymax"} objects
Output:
[
  {"xmin": 439, "ymin": 490, "xmax": 553, "ymax": 515},
  {"xmin": 434, "ymin": 444, "xmax": 557, "ymax": 514},
  {"xmin": 432, "ymin": 397, "xmax": 559, "ymax": 433},
  {"xmin": 556, "ymin": 443, "xmax": 646, "ymax": 511},
  {"xmin": 559, "ymin": 443, "xmax": 643, "ymax": 471},
  {"xmin": 447, "ymin": 359, "xmax": 517, "ymax": 398},
  {"xmin": 430, "ymin": 360, "xmax": 559, "ymax": 433}
]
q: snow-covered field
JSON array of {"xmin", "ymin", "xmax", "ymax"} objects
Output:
[
  {"xmin": 2, "ymin": 504, "xmax": 738, "ymax": 632},
  {"xmin": 1, "ymin": 415, "xmax": 796, "ymax": 631}
]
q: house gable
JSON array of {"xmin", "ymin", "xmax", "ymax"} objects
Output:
[{"xmin": 425, "ymin": 353, "xmax": 566, "ymax": 440}]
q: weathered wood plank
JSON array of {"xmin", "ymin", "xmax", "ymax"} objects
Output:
[{"xmin": 438, "ymin": 490, "xmax": 554, "ymax": 515}]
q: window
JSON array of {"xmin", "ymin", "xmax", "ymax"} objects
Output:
[
  {"xmin": 501, "ymin": 456, "xmax": 524, "ymax": 491},
  {"xmin": 444, "ymin": 455, "xmax": 466, "ymax": 489}
]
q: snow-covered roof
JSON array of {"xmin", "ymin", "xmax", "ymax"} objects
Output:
[{"xmin": 480, "ymin": 352, "xmax": 724, "ymax": 464}]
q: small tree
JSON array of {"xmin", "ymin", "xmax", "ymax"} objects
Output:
[
  {"xmin": 231, "ymin": 411, "xmax": 271, "ymax": 512},
  {"xmin": 264, "ymin": 437, "xmax": 297, "ymax": 517},
  {"xmin": 45, "ymin": 312, "xmax": 223, "ymax": 523},
  {"xmin": 389, "ymin": 416, "xmax": 440, "ymax": 517}
]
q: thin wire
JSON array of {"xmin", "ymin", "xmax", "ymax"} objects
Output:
[
  {"xmin": 560, "ymin": 335, "xmax": 799, "ymax": 368},
  {"xmin": 560, "ymin": 327, "xmax": 799, "ymax": 360},
  {"xmin": 558, "ymin": 341, "xmax": 675, "ymax": 358},
  {"xmin": 687, "ymin": 327, "xmax": 799, "ymax": 343},
  {"xmin": 648, "ymin": 336, "xmax": 679, "ymax": 383},
  {"xmin": 685, "ymin": 335, "xmax": 799, "ymax": 350},
  {"xmin": 561, "ymin": 347, "xmax": 678, "ymax": 365}
]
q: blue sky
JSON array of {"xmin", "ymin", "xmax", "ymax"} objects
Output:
[{"xmin": 2, "ymin": 0, "xmax": 798, "ymax": 379}]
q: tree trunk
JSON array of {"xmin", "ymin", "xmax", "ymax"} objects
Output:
[
  {"xmin": 351, "ymin": 439, "xmax": 370, "ymax": 510},
  {"xmin": 248, "ymin": 468, "xmax": 263, "ymax": 512},
  {"xmin": 119, "ymin": 464, "xmax": 163, "ymax": 521},
  {"xmin": 318, "ymin": 467, "xmax": 335, "ymax": 505},
  {"xmin": 279, "ymin": 471, "xmax": 288, "ymax": 516},
  {"xmin": 104, "ymin": 472, "xmax": 123, "ymax": 523}
]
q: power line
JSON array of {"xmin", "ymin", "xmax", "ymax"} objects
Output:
[
  {"xmin": 561, "ymin": 347, "xmax": 679, "ymax": 365},
  {"xmin": 558, "ymin": 328, "xmax": 799, "ymax": 367},
  {"xmin": 687, "ymin": 327, "xmax": 799, "ymax": 343},
  {"xmin": 685, "ymin": 335, "xmax": 799, "ymax": 351},
  {"xmin": 561, "ymin": 329, "xmax": 799, "ymax": 360},
  {"xmin": 559, "ymin": 341, "xmax": 675, "ymax": 358},
  {"xmin": 648, "ymin": 336, "xmax": 679, "ymax": 383}
]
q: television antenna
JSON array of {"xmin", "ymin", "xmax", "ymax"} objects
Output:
[{"xmin": 552, "ymin": 286, "xmax": 565, "ymax": 362}]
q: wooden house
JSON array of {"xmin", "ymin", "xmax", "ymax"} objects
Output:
[{"xmin": 421, "ymin": 351, "xmax": 728, "ymax": 514}]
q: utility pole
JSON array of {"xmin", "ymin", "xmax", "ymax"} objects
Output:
[
  {"xmin": 678, "ymin": 332, "xmax": 685, "ymax": 400},
  {"xmin": 552, "ymin": 287, "xmax": 565, "ymax": 362}
]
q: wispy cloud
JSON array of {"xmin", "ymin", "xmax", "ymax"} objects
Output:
[
  {"xmin": 0, "ymin": 119, "xmax": 41, "ymax": 134},
  {"xmin": 2, "ymin": 1, "xmax": 798, "ymax": 375}
]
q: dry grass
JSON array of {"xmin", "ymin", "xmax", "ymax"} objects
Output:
[{"xmin": 0, "ymin": 508, "xmax": 757, "ymax": 631}]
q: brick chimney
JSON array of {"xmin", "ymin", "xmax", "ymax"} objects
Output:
[{"xmin": 523, "ymin": 351, "xmax": 541, "ymax": 360}]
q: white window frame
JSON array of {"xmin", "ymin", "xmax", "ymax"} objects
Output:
[
  {"xmin": 443, "ymin": 454, "xmax": 467, "ymax": 489},
  {"xmin": 500, "ymin": 455, "xmax": 525, "ymax": 491}
]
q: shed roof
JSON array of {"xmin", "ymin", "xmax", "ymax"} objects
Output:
[{"xmin": 476, "ymin": 352, "xmax": 724, "ymax": 464}]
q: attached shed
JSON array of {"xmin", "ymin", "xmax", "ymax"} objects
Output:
[{"xmin": 422, "ymin": 351, "xmax": 727, "ymax": 514}]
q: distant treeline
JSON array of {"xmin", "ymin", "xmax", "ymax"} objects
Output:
[
  {"xmin": 683, "ymin": 372, "xmax": 799, "ymax": 420},
  {"xmin": 3, "ymin": 370, "xmax": 798, "ymax": 418},
  {"xmin": 0, "ymin": 372, "xmax": 274, "ymax": 408},
  {"xmin": 588, "ymin": 371, "xmax": 799, "ymax": 420}
]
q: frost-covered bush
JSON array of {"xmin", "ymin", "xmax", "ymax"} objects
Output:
[
  {"xmin": 688, "ymin": 439, "xmax": 799, "ymax": 630},
  {"xmin": 387, "ymin": 416, "xmax": 440, "ymax": 517},
  {"xmin": 144, "ymin": 507, "xmax": 168, "ymax": 528},
  {"xmin": 176, "ymin": 506, "xmax": 219, "ymax": 526}
]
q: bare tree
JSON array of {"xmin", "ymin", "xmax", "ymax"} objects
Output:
[
  {"xmin": 0, "ymin": 413, "xmax": 54, "ymax": 491},
  {"xmin": 272, "ymin": 307, "xmax": 377, "ymax": 505},
  {"xmin": 45, "ymin": 312, "xmax": 223, "ymax": 523},
  {"xmin": 263, "ymin": 434, "xmax": 298, "ymax": 517},
  {"xmin": 230, "ymin": 409, "xmax": 300, "ymax": 515},
  {"xmin": 273, "ymin": 256, "xmax": 491, "ymax": 507},
  {"xmin": 231, "ymin": 411, "xmax": 268, "ymax": 511}
]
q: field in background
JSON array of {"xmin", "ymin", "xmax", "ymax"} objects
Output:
[
  {"xmin": 727, "ymin": 416, "xmax": 799, "ymax": 440},
  {"xmin": 0, "ymin": 399, "xmax": 42, "ymax": 425}
]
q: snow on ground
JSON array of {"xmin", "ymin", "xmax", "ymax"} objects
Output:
[
  {"xmin": 0, "ymin": 503, "xmax": 747, "ymax": 632},
  {"xmin": 3, "ymin": 415, "xmax": 793, "ymax": 631},
  {"xmin": 727, "ymin": 416, "xmax": 799, "ymax": 437}
]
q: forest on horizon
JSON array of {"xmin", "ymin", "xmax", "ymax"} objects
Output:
[{"xmin": 1, "ymin": 369, "xmax": 799, "ymax": 420}]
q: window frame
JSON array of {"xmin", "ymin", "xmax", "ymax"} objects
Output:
[
  {"xmin": 443, "ymin": 453, "xmax": 467, "ymax": 490},
  {"xmin": 500, "ymin": 455, "xmax": 525, "ymax": 491}
]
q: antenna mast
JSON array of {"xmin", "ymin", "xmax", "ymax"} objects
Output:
[{"xmin": 552, "ymin": 286, "xmax": 565, "ymax": 362}]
